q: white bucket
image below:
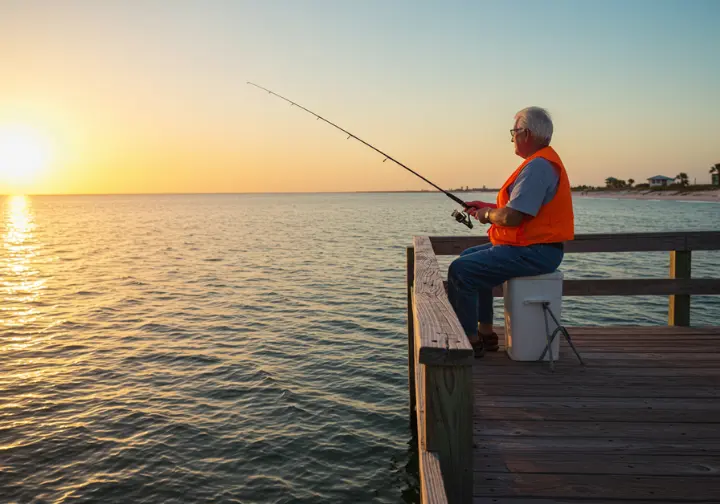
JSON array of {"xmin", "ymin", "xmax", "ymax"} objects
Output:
[{"xmin": 503, "ymin": 270, "xmax": 563, "ymax": 361}]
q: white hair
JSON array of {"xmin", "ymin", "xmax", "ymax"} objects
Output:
[{"xmin": 515, "ymin": 107, "xmax": 553, "ymax": 145}]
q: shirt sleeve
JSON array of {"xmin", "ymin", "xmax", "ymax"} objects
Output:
[{"xmin": 505, "ymin": 158, "xmax": 560, "ymax": 217}]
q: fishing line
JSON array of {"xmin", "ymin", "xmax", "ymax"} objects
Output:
[{"xmin": 248, "ymin": 82, "xmax": 475, "ymax": 228}]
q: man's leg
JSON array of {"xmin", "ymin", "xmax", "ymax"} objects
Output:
[
  {"xmin": 447, "ymin": 244, "xmax": 563, "ymax": 355},
  {"xmin": 477, "ymin": 287, "xmax": 497, "ymax": 349},
  {"xmin": 449, "ymin": 243, "xmax": 494, "ymax": 344},
  {"xmin": 458, "ymin": 244, "xmax": 494, "ymax": 258}
]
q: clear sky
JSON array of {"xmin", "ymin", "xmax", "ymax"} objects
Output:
[{"xmin": 1, "ymin": 0, "xmax": 718, "ymax": 194}]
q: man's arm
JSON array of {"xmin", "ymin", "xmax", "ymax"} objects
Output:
[{"xmin": 480, "ymin": 206, "xmax": 524, "ymax": 227}]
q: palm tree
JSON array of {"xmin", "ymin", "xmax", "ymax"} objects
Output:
[
  {"xmin": 628, "ymin": 178, "xmax": 635, "ymax": 187},
  {"xmin": 675, "ymin": 172, "xmax": 689, "ymax": 187},
  {"xmin": 605, "ymin": 177, "xmax": 627, "ymax": 189}
]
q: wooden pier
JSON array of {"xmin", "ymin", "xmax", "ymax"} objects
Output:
[{"xmin": 407, "ymin": 232, "xmax": 720, "ymax": 503}]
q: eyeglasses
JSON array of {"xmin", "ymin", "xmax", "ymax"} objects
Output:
[{"xmin": 509, "ymin": 128, "xmax": 526, "ymax": 141}]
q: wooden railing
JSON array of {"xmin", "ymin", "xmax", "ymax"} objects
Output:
[
  {"xmin": 408, "ymin": 236, "xmax": 473, "ymax": 504},
  {"xmin": 407, "ymin": 231, "xmax": 720, "ymax": 503},
  {"xmin": 430, "ymin": 231, "xmax": 720, "ymax": 326}
]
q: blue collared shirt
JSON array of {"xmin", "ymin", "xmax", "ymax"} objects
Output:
[{"xmin": 505, "ymin": 157, "xmax": 560, "ymax": 217}]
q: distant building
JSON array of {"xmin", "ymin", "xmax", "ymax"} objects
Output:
[{"xmin": 647, "ymin": 175, "xmax": 674, "ymax": 187}]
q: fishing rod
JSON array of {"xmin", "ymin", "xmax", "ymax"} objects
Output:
[{"xmin": 247, "ymin": 82, "xmax": 475, "ymax": 229}]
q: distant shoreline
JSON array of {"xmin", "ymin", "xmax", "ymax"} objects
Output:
[{"xmin": 576, "ymin": 188, "xmax": 720, "ymax": 203}]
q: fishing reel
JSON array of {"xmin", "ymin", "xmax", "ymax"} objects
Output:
[{"xmin": 452, "ymin": 209, "xmax": 474, "ymax": 229}]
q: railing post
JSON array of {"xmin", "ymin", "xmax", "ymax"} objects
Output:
[
  {"xmin": 407, "ymin": 246, "xmax": 417, "ymax": 433},
  {"xmin": 669, "ymin": 250, "xmax": 691, "ymax": 326},
  {"xmin": 423, "ymin": 364, "xmax": 473, "ymax": 504}
]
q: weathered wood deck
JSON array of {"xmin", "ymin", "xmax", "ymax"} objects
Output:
[
  {"xmin": 473, "ymin": 325, "xmax": 720, "ymax": 503},
  {"xmin": 408, "ymin": 231, "xmax": 720, "ymax": 504}
]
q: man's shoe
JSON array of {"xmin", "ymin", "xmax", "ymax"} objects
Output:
[
  {"xmin": 470, "ymin": 338, "xmax": 485, "ymax": 358},
  {"xmin": 479, "ymin": 331, "xmax": 499, "ymax": 352}
]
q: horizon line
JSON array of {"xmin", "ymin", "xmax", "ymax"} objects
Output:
[{"xmin": 2, "ymin": 189, "xmax": 501, "ymax": 197}]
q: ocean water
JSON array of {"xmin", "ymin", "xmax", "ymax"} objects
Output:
[{"xmin": 1, "ymin": 192, "xmax": 718, "ymax": 503}]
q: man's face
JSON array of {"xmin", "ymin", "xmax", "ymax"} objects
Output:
[{"xmin": 511, "ymin": 119, "xmax": 531, "ymax": 158}]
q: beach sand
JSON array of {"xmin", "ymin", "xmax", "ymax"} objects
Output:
[{"xmin": 576, "ymin": 189, "xmax": 720, "ymax": 203}]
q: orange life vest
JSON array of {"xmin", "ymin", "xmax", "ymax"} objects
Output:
[{"xmin": 488, "ymin": 146, "xmax": 574, "ymax": 246}]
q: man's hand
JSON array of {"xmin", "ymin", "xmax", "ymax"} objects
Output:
[
  {"xmin": 477, "ymin": 208, "xmax": 491, "ymax": 224},
  {"xmin": 466, "ymin": 200, "xmax": 496, "ymax": 219},
  {"xmin": 466, "ymin": 200, "xmax": 495, "ymax": 210}
]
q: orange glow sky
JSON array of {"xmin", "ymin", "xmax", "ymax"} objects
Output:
[{"xmin": 1, "ymin": 1, "xmax": 718, "ymax": 195}]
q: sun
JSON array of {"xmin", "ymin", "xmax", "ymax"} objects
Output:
[{"xmin": 0, "ymin": 124, "xmax": 52, "ymax": 185}]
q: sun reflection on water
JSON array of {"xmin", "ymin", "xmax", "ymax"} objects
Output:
[{"xmin": 2, "ymin": 195, "xmax": 44, "ymax": 334}]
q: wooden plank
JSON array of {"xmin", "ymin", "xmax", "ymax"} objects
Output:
[
  {"xmin": 430, "ymin": 235, "xmax": 490, "ymax": 256},
  {"xmin": 420, "ymin": 450, "xmax": 449, "ymax": 504},
  {"xmin": 551, "ymin": 336, "xmax": 720, "ymax": 345},
  {"xmin": 557, "ymin": 345, "xmax": 720, "ymax": 355},
  {"xmin": 425, "ymin": 365, "xmax": 473, "ymax": 504},
  {"xmin": 414, "ymin": 295, "xmax": 474, "ymax": 365},
  {"xmin": 540, "ymin": 326, "xmax": 720, "ymax": 335},
  {"xmin": 566, "ymin": 345, "xmax": 720, "ymax": 353},
  {"xmin": 565, "ymin": 232, "xmax": 688, "ymax": 253},
  {"xmin": 417, "ymin": 365, "xmax": 452, "ymax": 503},
  {"xmin": 474, "ymin": 367, "xmax": 720, "ymax": 385},
  {"xmin": 474, "ymin": 421, "xmax": 720, "ymax": 439},
  {"xmin": 475, "ymin": 349, "xmax": 720, "ymax": 370},
  {"xmin": 415, "ymin": 236, "xmax": 448, "ymax": 297},
  {"xmin": 474, "ymin": 499, "xmax": 718, "ymax": 504},
  {"xmin": 554, "ymin": 351, "xmax": 720, "ymax": 361},
  {"xmin": 474, "ymin": 365, "xmax": 720, "ymax": 377},
  {"xmin": 670, "ymin": 250, "xmax": 692, "ymax": 326},
  {"xmin": 448, "ymin": 279, "xmax": 720, "ymax": 297},
  {"xmin": 560, "ymin": 339, "xmax": 720, "ymax": 347},
  {"xmin": 408, "ymin": 246, "xmax": 417, "ymax": 429},
  {"xmin": 478, "ymin": 357, "xmax": 720, "ymax": 368},
  {"xmin": 413, "ymin": 236, "xmax": 474, "ymax": 366},
  {"xmin": 474, "ymin": 453, "xmax": 720, "ymax": 476},
  {"xmin": 687, "ymin": 231, "xmax": 720, "ymax": 250},
  {"xmin": 416, "ymin": 354, "xmax": 426, "ymax": 449},
  {"xmin": 559, "ymin": 334, "xmax": 720, "ymax": 341},
  {"xmin": 564, "ymin": 278, "xmax": 720, "ymax": 296},
  {"xmin": 474, "ymin": 384, "xmax": 720, "ymax": 398},
  {"xmin": 553, "ymin": 338, "xmax": 720, "ymax": 347},
  {"xmin": 473, "ymin": 375, "xmax": 720, "ymax": 389},
  {"xmin": 429, "ymin": 231, "xmax": 720, "ymax": 255},
  {"xmin": 545, "ymin": 326, "xmax": 720, "ymax": 336},
  {"xmin": 474, "ymin": 406, "xmax": 720, "ymax": 423},
  {"xmin": 477, "ymin": 396, "xmax": 720, "ymax": 410},
  {"xmin": 474, "ymin": 435, "xmax": 720, "ymax": 454},
  {"xmin": 473, "ymin": 473, "xmax": 720, "ymax": 500},
  {"xmin": 563, "ymin": 343, "xmax": 720, "ymax": 351}
]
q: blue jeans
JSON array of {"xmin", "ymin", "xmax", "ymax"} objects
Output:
[{"xmin": 447, "ymin": 243, "xmax": 564, "ymax": 337}]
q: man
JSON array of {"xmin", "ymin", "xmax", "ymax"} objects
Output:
[{"xmin": 447, "ymin": 106, "xmax": 574, "ymax": 357}]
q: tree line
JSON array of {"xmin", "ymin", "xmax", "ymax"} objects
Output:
[
  {"xmin": 602, "ymin": 164, "xmax": 719, "ymax": 189},
  {"xmin": 604, "ymin": 173, "xmax": 691, "ymax": 189}
]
